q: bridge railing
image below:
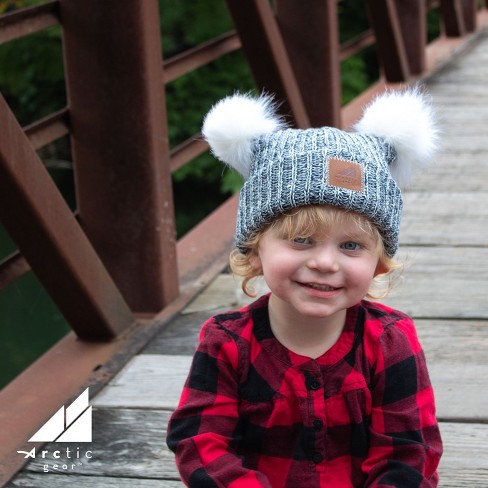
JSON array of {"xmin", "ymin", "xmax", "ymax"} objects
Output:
[{"xmin": 0, "ymin": 0, "xmax": 485, "ymax": 343}]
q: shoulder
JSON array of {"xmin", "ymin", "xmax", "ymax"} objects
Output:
[
  {"xmin": 360, "ymin": 300, "xmax": 423, "ymax": 365},
  {"xmin": 360, "ymin": 300, "xmax": 415, "ymax": 337},
  {"xmin": 199, "ymin": 294, "xmax": 270, "ymax": 346},
  {"xmin": 196, "ymin": 294, "xmax": 270, "ymax": 375}
]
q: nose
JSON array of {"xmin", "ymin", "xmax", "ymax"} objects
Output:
[{"xmin": 307, "ymin": 244, "xmax": 340, "ymax": 273}]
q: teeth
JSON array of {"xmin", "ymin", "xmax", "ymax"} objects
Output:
[{"xmin": 307, "ymin": 283, "xmax": 336, "ymax": 291}]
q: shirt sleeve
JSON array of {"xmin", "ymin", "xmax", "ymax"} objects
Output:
[
  {"xmin": 362, "ymin": 316, "xmax": 443, "ymax": 487},
  {"xmin": 166, "ymin": 317, "xmax": 272, "ymax": 488}
]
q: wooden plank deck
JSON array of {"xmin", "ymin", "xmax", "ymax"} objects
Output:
[{"xmin": 7, "ymin": 28, "xmax": 488, "ymax": 488}]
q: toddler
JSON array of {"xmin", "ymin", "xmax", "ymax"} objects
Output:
[{"xmin": 167, "ymin": 89, "xmax": 443, "ymax": 487}]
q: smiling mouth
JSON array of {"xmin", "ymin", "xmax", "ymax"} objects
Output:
[{"xmin": 302, "ymin": 282, "xmax": 340, "ymax": 292}]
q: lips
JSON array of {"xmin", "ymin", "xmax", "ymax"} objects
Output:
[{"xmin": 301, "ymin": 282, "xmax": 340, "ymax": 292}]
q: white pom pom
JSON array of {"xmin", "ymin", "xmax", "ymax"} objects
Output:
[
  {"xmin": 354, "ymin": 88, "xmax": 439, "ymax": 189},
  {"xmin": 202, "ymin": 93, "xmax": 285, "ymax": 179}
]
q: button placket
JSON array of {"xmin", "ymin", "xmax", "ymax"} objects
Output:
[
  {"xmin": 305, "ymin": 372, "xmax": 322, "ymax": 391},
  {"xmin": 304, "ymin": 371, "xmax": 326, "ymax": 467},
  {"xmin": 313, "ymin": 418, "xmax": 324, "ymax": 431}
]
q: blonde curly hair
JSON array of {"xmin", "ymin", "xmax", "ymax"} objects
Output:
[{"xmin": 230, "ymin": 205, "xmax": 402, "ymax": 300}]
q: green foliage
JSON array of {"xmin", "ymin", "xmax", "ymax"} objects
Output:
[
  {"xmin": 167, "ymin": 50, "xmax": 254, "ymax": 200},
  {"xmin": 0, "ymin": 0, "xmax": 449, "ymax": 386},
  {"xmin": 427, "ymin": 8, "xmax": 442, "ymax": 43},
  {"xmin": 159, "ymin": 0, "xmax": 234, "ymax": 56},
  {"xmin": 0, "ymin": 0, "xmax": 65, "ymax": 125},
  {"xmin": 166, "ymin": 51, "xmax": 255, "ymax": 147},
  {"xmin": 0, "ymin": 0, "xmax": 384, "ymax": 236},
  {"xmin": 0, "ymin": 27, "xmax": 65, "ymax": 126},
  {"xmin": 159, "ymin": 0, "xmax": 253, "ymax": 221},
  {"xmin": 341, "ymin": 56, "xmax": 370, "ymax": 106},
  {"xmin": 338, "ymin": 0, "xmax": 370, "ymax": 44},
  {"xmin": 0, "ymin": 0, "xmax": 23, "ymax": 13}
]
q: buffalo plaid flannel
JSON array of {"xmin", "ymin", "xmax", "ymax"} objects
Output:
[{"xmin": 167, "ymin": 294, "xmax": 442, "ymax": 487}]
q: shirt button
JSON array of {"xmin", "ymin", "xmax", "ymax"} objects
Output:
[
  {"xmin": 308, "ymin": 379, "xmax": 321, "ymax": 390},
  {"xmin": 313, "ymin": 419, "xmax": 324, "ymax": 431},
  {"xmin": 312, "ymin": 452, "xmax": 323, "ymax": 464}
]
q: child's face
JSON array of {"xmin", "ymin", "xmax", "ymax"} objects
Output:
[{"xmin": 251, "ymin": 217, "xmax": 382, "ymax": 323}]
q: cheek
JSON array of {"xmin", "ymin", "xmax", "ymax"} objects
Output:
[
  {"xmin": 345, "ymin": 259, "xmax": 378, "ymax": 285},
  {"xmin": 261, "ymin": 256, "xmax": 297, "ymax": 287},
  {"xmin": 249, "ymin": 254, "xmax": 262, "ymax": 272},
  {"xmin": 360, "ymin": 264, "xmax": 380, "ymax": 287}
]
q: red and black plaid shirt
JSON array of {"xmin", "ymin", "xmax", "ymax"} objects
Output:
[{"xmin": 167, "ymin": 294, "xmax": 442, "ymax": 487}]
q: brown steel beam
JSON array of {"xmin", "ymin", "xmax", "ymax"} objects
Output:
[
  {"xmin": 177, "ymin": 194, "xmax": 238, "ymax": 289},
  {"xmin": 427, "ymin": 0, "xmax": 440, "ymax": 9},
  {"xmin": 0, "ymin": 196, "xmax": 239, "ymax": 487},
  {"xmin": 163, "ymin": 31, "xmax": 241, "ymax": 83},
  {"xmin": 61, "ymin": 0, "xmax": 179, "ymax": 313},
  {"xmin": 23, "ymin": 107, "xmax": 69, "ymax": 150},
  {"xmin": 225, "ymin": 0, "xmax": 310, "ymax": 128},
  {"xmin": 460, "ymin": 0, "xmax": 477, "ymax": 32},
  {"xmin": 340, "ymin": 30, "xmax": 376, "ymax": 61},
  {"xmin": 0, "ymin": 0, "xmax": 59, "ymax": 45},
  {"xmin": 394, "ymin": 0, "xmax": 426, "ymax": 75},
  {"xmin": 0, "ymin": 332, "xmax": 121, "ymax": 486},
  {"xmin": 365, "ymin": 0, "xmax": 411, "ymax": 82},
  {"xmin": 440, "ymin": 0, "xmax": 467, "ymax": 36},
  {"xmin": 0, "ymin": 94, "xmax": 135, "ymax": 340},
  {"xmin": 275, "ymin": 0, "xmax": 342, "ymax": 128},
  {"xmin": 170, "ymin": 136, "xmax": 209, "ymax": 173},
  {"xmin": 0, "ymin": 252, "xmax": 29, "ymax": 291}
]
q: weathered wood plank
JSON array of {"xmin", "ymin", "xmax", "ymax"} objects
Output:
[
  {"xmin": 401, "ymin": 192, "xmax": 488, "ymax": 246},
  {"xmin": 24, "ymin": 409, "xmax": 179, "ymax": 479},
  {"xmin": 180, "ymin": 246, "xmax": 488, "ymax": 319},
  {"xmin": 142, "ymin": 310, "xmax": 209, "ymax": 355},
  {"xmin": 7, "ymin": 473, "xmax": 183, "ymax": 487},
  {"xmin": 144, "ymin": 316, "xmax": 488, "ymax": 367},
  {"xmin": 435, "ymin": 135, "xmax": 488, "ymax": 152},
  {"xmin": 382, "ymin": 247, "xmax": 488, "ymax": 319},
  {"xmin": 429, "ymin": 84, "xmax": 488, "ymax": 99},
  {"xmin": 429, "ymin": 363, "xmax": 488, "ymax": 421},
  {"xmin": 145, "ymin": 312, "xmax": 488, "ymax": 366},
  {"xmin": 93, "ymin": 355, "xmax": 192, "ymax": 410},
  {"xmin": 409, "ymin": 160, "xmax": 488, "ymax": 191},
  {"xmin": 431, "ymin": 65, "xmax": 488, "ymax": 83},
  {"xmin": 9, "ymin": 21, "xmax": 488, "ymax": 488},
  {"xmin": 15, "ymin": 409, "xmax": 488, "ymax": 487},
  {"xmin": 182, "ymin": 273, "xmax": 269, "ymax": 315},
  {"xmin": 91, "ymin": 347, "xmax": 488, "ymax": 421},
  {"xmin": 431, "ymin": 106, "xmax": 488, "ymax": 118},
  {"xmin": 437, "ymin": 422, "xmax": 488, "ymax": 488},
  {"xmin": 408, "ymin": 320, "xmax": 488, "ymax": 420},
  {"xmin": 415, "ymin": 320, "xmax": 488, "ymax": 365}
]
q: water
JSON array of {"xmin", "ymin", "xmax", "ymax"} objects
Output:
[
  {"xmin": 0, "ymin": 165, "xmax": 73, "ymax": 390},
  {"xmin": 0, "ymin": 257, "xmax": 70, "ymax": 389}
]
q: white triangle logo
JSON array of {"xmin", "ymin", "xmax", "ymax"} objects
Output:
[{"xmin": 28, "ymin": 388, "xmax": 92, "ymax": 443}]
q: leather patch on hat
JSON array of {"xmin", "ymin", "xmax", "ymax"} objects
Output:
[{"xmin": 328, "ymin": 158, "xmax": 364, "ymax": 192}]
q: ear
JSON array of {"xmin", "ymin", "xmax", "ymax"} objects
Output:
[
  {"xmin": 374, "ymin": 260, "xmax": 388, "ymax": 277},
  {"xmin": 249, "ymin": 252, "xmax": 262, "ymax": 272}
]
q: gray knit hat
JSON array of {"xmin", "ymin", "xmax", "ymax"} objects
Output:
[{"xmin": 202, "ymin": 89, "xmax": 438, "ymax": 256}]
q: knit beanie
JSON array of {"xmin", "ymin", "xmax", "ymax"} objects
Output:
[{"xmin": 202, "ymin": 89, "xmax": 438, "ymax": 257}]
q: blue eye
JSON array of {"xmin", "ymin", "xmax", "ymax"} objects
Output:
[
  {"xmin": 293, "ymin": 237, "xmax": 311, "ymax": 245},
  {"xmin": 342, "ymin": 241, "xmax": 361, "ymax": 251}
]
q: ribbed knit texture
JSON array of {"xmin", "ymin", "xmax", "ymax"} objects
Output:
[{"xmin": 236, "ymin": 127, "xmax": 401, "ymax": 256}]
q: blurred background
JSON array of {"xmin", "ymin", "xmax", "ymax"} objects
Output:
[{"xmin": 0, "ymin": 0, "xmax": 442, "ymax": 388}]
